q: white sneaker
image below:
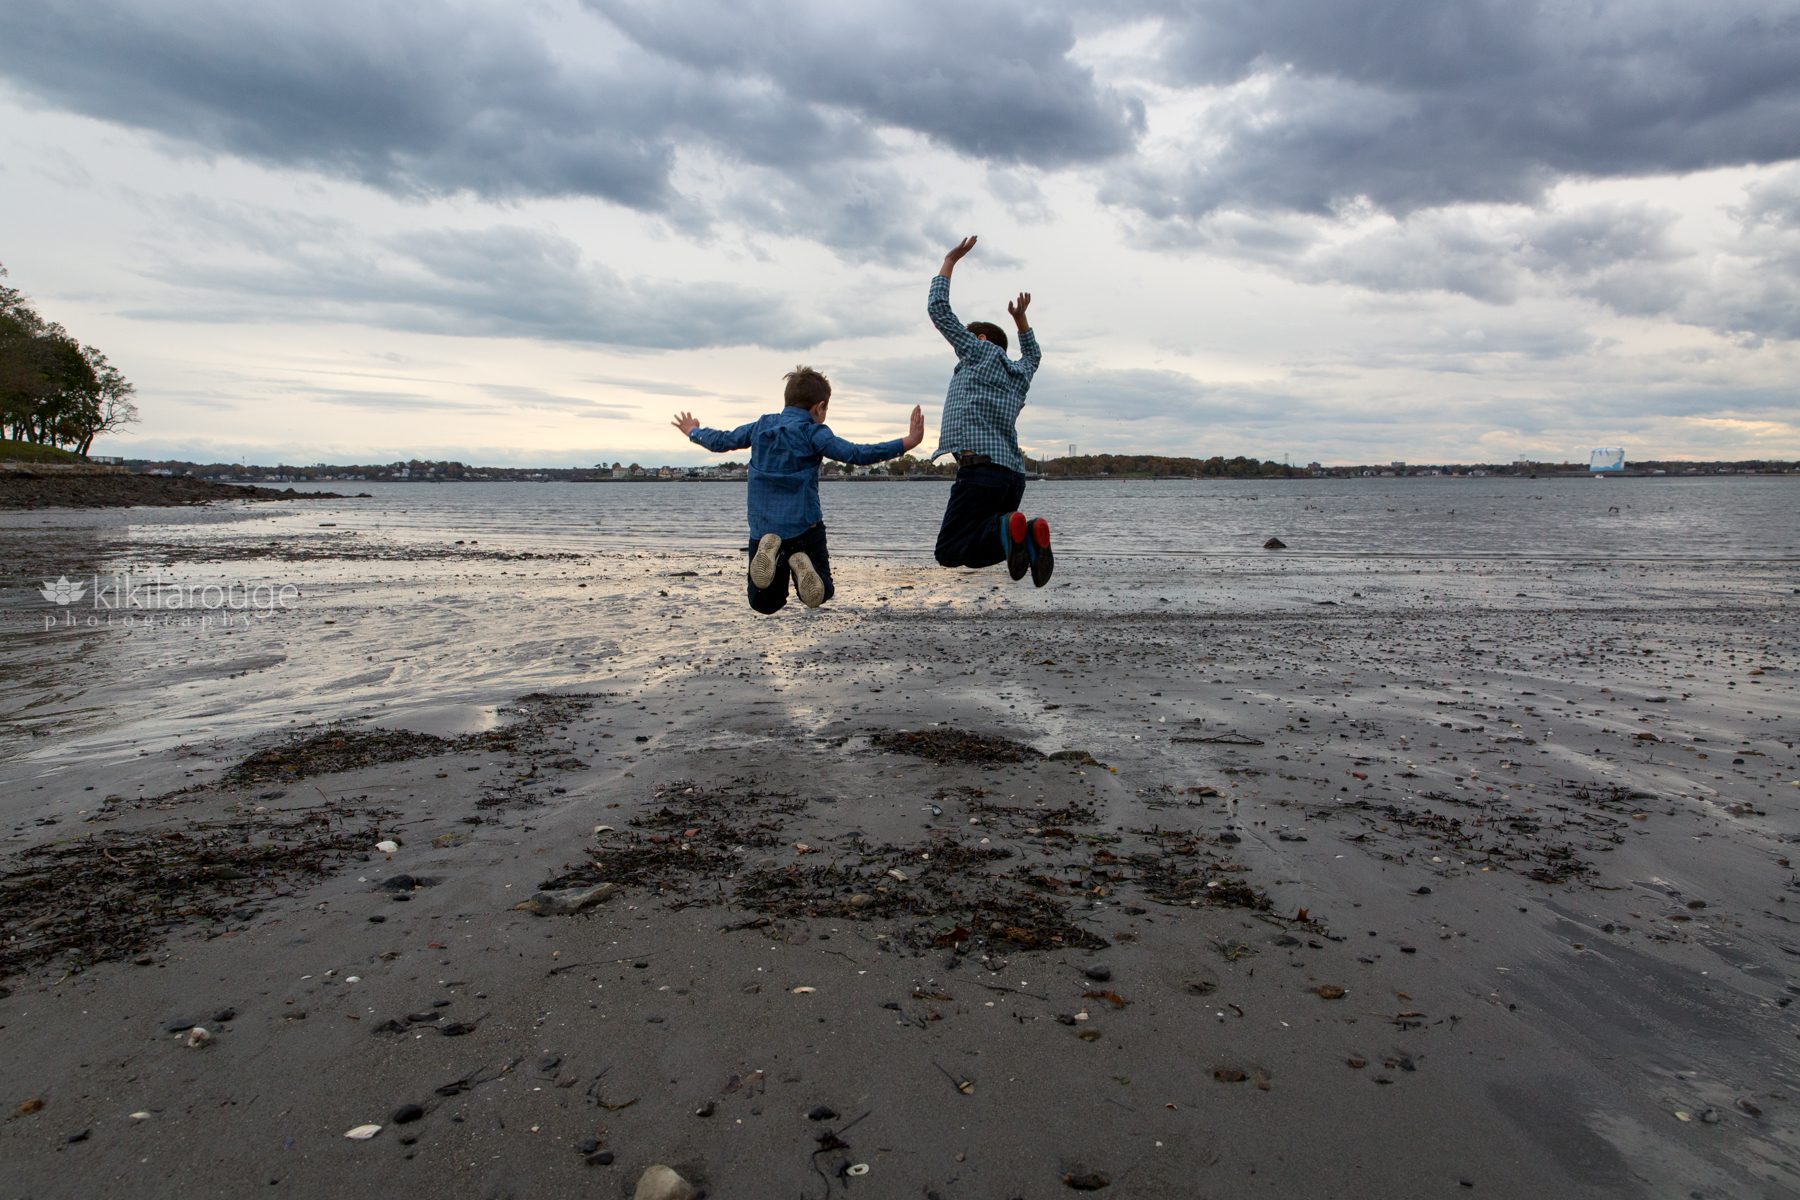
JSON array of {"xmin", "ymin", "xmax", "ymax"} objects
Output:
[
  {"xmin": 789, "ymin": 551, "xmax": 826, "ymax": 608},
  {"xmin": 749, "ymin": 532, "xmax": 782, "ymax": 589}
]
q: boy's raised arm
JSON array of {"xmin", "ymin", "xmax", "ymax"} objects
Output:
[
  {"xmin": 1010, "ymin": 292, "xmax": 1042, "ymax": 378},
  {"xmin": 929, "ymin": 236, "xmax": 980, "ymax": 355},
  {"xmin": 675, "ymin": 411, "xmax": 754, "ymax": 453},
  {"xmin": 939, "ymin": 235, "xmax": 976, "ymax": 279},
  {"xmin": 1007, "ymin": 292, "xmax": 1030, "ymax": 334}
]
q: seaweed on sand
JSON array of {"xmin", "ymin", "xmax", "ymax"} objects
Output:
[
  {"xmin": 871, "ymin": 730, "xmax": 1043, "ymax": 765},
  {"xmin": 223, "ymin": 729, "xmax": 455, "ymax": 787},
  {"xmin": 538, "ymin": 777, "xmax": 1108, "ymax": 953},
  {"xmin": 217, "ymin": 692, "xmax": 605, "ymax": 787},
  {"xmin": 1308, "ymin": 793, "xmax": 1613, "ymax": 885},
  {"xmin": 734, "ymin": 839, "xmax": 1108, "ymax": 953},
  {"xmin": 539, "ymin": 778, "xmax": 801, "ymax": 899},
  {"xmin": 0, "ymin": 806, "xmax": 392, "ymax": 978}
]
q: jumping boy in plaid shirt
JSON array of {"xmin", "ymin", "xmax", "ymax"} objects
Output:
[
  {"xmin": 926, "ymin": 235, "xmax": 1053, "ymax": 586},
  {"xmin": 675, "ymin": 367, "xmax": 923, "ymax": 614}
]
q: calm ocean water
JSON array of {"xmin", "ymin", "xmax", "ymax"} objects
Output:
[{"xmin": 248, "ymin": 474, "xmax": 1800, "ymax": 561}]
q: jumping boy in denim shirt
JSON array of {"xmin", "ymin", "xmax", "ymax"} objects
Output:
[
  {"xmin": 926, "ymin": 235, "xmax": 1053, "ymax": 586},
  {"xmin": 675, "ymin": 366, "xmax": 923, "ymax": 614}
]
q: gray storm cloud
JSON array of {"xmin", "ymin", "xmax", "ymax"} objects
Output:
[
  {"xmin": 586, "ymin": 0, "xmax": 1145, "ymax": 166},
  {"xmin": 130, "ymin": 206, "xmax": 845, "ymax": 350},
  {"xmin": 1115, "ymin": 0, "xmax": 1800, "ymax": 218},
  {"xmin": 0, "ymin": 0, "xmax": 1141, "ymax": 260},
  {"xmin": 7, "ymin": 0, "xmax": 1798, "ymax": 293},
  {"xmin": 0, "ymin": 2, "xmax": 683, "ymax": 206}
]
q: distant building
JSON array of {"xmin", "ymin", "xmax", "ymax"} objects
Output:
[{"xmin": 1589, "ymin": 448, "xmax": 1625, "ymax": 473}]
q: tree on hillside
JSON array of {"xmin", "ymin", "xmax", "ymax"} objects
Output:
[
  {"xmin": 73, "ymin": 345, "xmax": 137, "ymax": 455},
  {"xmin": 0, "ymin": 262, "xmax": 138, "ymax": 453}
]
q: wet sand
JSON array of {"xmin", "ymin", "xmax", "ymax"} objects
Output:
[{"xmin": 1, "ymin": 530, "xmax": 1797, "ymax": 1198}]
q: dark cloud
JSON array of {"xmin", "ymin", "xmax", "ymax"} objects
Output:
[
  {"xmin": 1298, "ymin": 203, "xmax": 1684, "ymax": 306},
  {"xmin": 1739, "ymin": 166, "xmax": 1800, "ymax": 231},
  {"xmin": 588, "ymin": 0, "xmax": 1144, "ymax": 167},
  {"xmin": 1305, "ymin": 213, "xmax": 1530, "ymax": 304},
  {"xmin": 1156, "ymin": 201, "xmax": 1683, "ymax": 313},
  {"xmin": 0, "ymin": 2, "xmax": 679, "ymax": 208},
  {"xmin": 130, "ymin": 203, "xmax": 842, "ymax": 349},
  {"xmin": 1150, "ymin": 197, "xmax": 1800, "ymax": 346},
  {"xmin": 0, "ymin": 0, "xmax": 1139, "ymax": 262},
  {"xmin": 1113, "ymin": 0, "xmax": 1800, "ymax": 220},
  {"xmin": 715, "ymin": 161, "xmax": 959, "ymax": 263},
  {"xmin": 1701, "ymin": 167, "xmax": 1800, "ymax": 343}
]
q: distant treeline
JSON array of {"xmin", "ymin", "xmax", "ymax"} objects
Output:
[
  {"xmin": 1039, "ymin": 454, "xmax": 1298, "ymax": 478},
  {"xmin": 813, "ymin": 452, "xmax": 1302, "ymax": 478},
  {"xmin": 125, "ymin": 455, "xmax": 1797, "ymax": 483},
  {"xmin": 0, "ymin": 263, "xmax": 138, "ymax": 455}
]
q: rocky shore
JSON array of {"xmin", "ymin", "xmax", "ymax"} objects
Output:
[{"xmin": 0, "ymin": 465, "xmax": 356, "ymax": 510}]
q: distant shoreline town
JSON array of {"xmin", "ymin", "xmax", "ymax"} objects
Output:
[{"xmin": 106, "ymin": 454, "xmax": 1799, "ymax": 484}]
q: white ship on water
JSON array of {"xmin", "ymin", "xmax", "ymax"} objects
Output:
[{"xmin": 1589, "ymin": 447, "xmax": 1625, "ymax": 474}]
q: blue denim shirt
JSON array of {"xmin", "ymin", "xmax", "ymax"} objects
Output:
[
  {"xmin": 926, "ymin": 274, "xmax": 1041, "ymax": 475},
  {"xmin": 690, "ymin": 407, "xmax": 905, "ymax": 540}
]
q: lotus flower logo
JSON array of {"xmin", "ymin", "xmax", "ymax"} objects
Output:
[{"xmin": 39, "ymin": 576, "xmax": 88, "ymax": 605}]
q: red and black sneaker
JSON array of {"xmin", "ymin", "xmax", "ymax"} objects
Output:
[
  {"xmin": 1026, "ymin": 517, "xmax": 1053, "ymax": 587},
  {"xmin": 1001, "ymin": 511, "xmax": 1030, "ymax": 580}
]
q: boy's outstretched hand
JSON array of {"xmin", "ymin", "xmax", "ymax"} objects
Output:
[
  {"xmin": 901, "ymin": 404, "xmax": 925, "ymax": 451},
  {"xmin": 940, "ymin": 235, "xmax": 977, "ymax": 277},
  {"xmin": 1007, "ymin": 292, "xmax": 1031, "ymax": 331},
  {"xmin": 671, "ymin": 411, "xmax": 699, "ymax": 436}
]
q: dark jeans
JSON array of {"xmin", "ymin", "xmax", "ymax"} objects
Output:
[
  {"xmin": 746, "ymin": 523, "xmax": 835, "ymax": 614},
  {"xmin": 934, "ymin": 463, "xmax": 1026, "ymax": 569}
]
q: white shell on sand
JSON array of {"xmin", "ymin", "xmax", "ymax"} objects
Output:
[{"xmin": 343, "ymin": 1124, "xmax": 382, "ymax": 1140}]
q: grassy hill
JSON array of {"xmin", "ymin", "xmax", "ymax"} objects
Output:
[{"xmin": 0, "ymin": 438, "xmax": 85, "ymax": 464}]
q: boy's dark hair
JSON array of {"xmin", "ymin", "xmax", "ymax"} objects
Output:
[
  {"xmin": 967, "ymin": 321, "xmax": 1009, "ymax": 352},
  {"xmin": 784, "ymin": 365, "xmax": 831, "ymax": 408}
]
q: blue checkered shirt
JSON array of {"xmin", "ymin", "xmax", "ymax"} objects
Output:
[
  {"xmin": 926, "ymin": 274, "xmax": 1040, "ymax": 475},
  {"xmin": 689, "ymin": 407, "xmax": 905, "ymax": 541}
]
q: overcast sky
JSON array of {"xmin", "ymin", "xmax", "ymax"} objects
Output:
[{"xmin": 3, "ymin": 0, "xmax": 1797, "ymax": 467}]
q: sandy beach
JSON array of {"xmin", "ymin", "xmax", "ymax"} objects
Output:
[{"xmin": 1, "ymin": 508, "xmax": 1797, "ymax": 1198}]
